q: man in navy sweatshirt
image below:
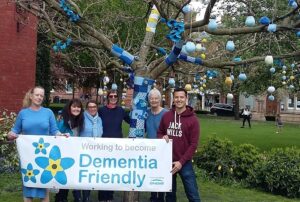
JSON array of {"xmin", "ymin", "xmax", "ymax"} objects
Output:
[{"xmin": 157, "ymin": 88, "xmax": 200, "ymax": 202}]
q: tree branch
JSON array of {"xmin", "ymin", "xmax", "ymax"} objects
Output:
[
  {"xmin": 202, "ymin": 50, "xmax": 300, "ymax": 68},
  {"xmin": 185, "ymin": 0, "xmax": 218, "ymax": 29},
  {"xmin": 190, "ymin": 24, "xmax": 298, "ymax": 35}
]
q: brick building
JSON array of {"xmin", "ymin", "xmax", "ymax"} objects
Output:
[{"xmin": 0, "ymin": 2, "xmax": 37, "ymax": 113}]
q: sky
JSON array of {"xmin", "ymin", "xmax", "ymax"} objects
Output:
[{"xmin": 190, "ymin": 0, "xmax": 223, "ymax": 21}]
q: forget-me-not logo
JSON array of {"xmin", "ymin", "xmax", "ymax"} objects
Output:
[
  {"xmin": 35, "ymin": 145, "xmax": 75, "ymax": 185},
  {"xmin": 32, "ymin": 138, "xmax": 50, "ymax": 154},
  {"xmin": 21, "ymin": 163, "xmax": 40, "ymax": 183}
]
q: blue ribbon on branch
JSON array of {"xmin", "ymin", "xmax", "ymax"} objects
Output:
[
  {"xmin": 121, "ymin": 66, "xmax": 135, "ymax": 88},
  {"xmin": 53, "ymin": 38, "xmax": 72, "ymax": 52},
  {"xmin": 162, "ymin": 18, "xmax": 184, "ymax": 42},
  {"xmin": 59, "ymin": 0, "xmax": 81, "ymax": 22},
  {"xmin": 165, "ymin": 40, "xmax": 183, "ymax": 66},
  {"xmin": 111, "ymin": 44, "xmax": 137, "ymax": 65},
  {"xmin": 178, "ymin": 54, "xmax": 203, "ymax": 65}
]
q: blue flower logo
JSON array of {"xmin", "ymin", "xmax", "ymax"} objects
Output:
[
  {"xmin": 35, "ymin": 146, "xmax": 74, "ymax": 185},
  {"xmin": 21, "ymin": 163, "xmax": 40, "ymax": 183},
  {"xmin": 32, "ymin": 138, "xmax": 50, "ymax": 154}
]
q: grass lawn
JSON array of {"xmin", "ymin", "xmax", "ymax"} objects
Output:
[
  {"xmin": 123, "ymin": 114, "xmax": 300, "ymax": 151},
  {"xmin": 1, "ymin": 116, "xmax": 299, "ymax": 201},
  {"xmin": 198, "ymin": 115, "xmax": 300, "ymax": 151},
  {"xmin": 1, "ymin": 171, "xmax": 299, "ymax": 202}
]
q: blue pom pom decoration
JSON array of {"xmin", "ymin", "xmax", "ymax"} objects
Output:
[
  {"xmin": 238, "ymin": 73, "xmax": 247, "ymax": 81},
  {"xmin": 268, "ymin": 95, "xmax": 275, "ymax": 101},
  {"xmin": 270, "ymin": 67, "xmax": 276, "ymax": 73},
  {"xmin": 245, "ymin": 16, "xmax": 255, "ymax": 27},
  {"xmin": 182, "ymin": 5, "xmax": 191, "ymax": 13},
  {"xmin": 226, "ymin": 40, "xmax": 235, "ymax": 52},
  {"xmin": 267, "ymin": 24, "xmax": 277, "ymax": 32},
  {"xmin": 208, "ymin": 19, "xmax": 218, "ymax": 31},
  {"xmin": 259, "ymin": 16, "xmax": 271, "ymax": 25},
  {"xmin": 111, "ymin": 83, "xmax": 118, "ymax": 90},
  {"xmin": 185, "ymin": 42, "xmax": 196, "ymax": 53},
  {"xmin": 168, "ymin": 78, "xmax": 176, "ymax": 87}
]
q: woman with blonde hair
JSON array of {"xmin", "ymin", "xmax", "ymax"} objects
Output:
[{"xmin": 8, "ymin": 86, "xmax": 60, "ymax": 202}]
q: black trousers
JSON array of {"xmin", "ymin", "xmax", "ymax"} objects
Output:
[
  {"xmin": 242, "ymin": 116, "xmax": 251, "ymax": 127},
  {"xmin": 150, "ymin": 192, "xmax": 165, "ymax": 202},
  {"xmin": 55, "ymin": 189, "xmax": 90, "ymax": 202},
  {"xmin": 98, "ymin": 190, "xmax": 114, "ymax": 201},
  {"xmin": 55, "ymin": 189, "xmax": 69, "ymax": 202}
]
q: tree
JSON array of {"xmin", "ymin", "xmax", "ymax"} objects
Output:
[
  {"xmin": 36, "ymin": 33, "xmax": 52, "ymax": 106},
  {"xmin": 15, "ymin": 0, "xmax": 300, "ymax": 200}
]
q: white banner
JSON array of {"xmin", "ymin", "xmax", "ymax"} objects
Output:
[{"xmin": 16, "ymin": 135, "xmax": 172, "ymax": 192}]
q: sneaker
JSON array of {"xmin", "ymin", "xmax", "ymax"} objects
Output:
[{"xmin": 240, "ymin": 126, "xmax": 244, "ymax": 128}]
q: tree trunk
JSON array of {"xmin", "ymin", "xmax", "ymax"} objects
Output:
[{"xmin": 234, "ymin": 92, "xmax": 240, "ymax": 120}]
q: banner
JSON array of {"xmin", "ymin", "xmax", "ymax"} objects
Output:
[{"xmin": 16, "ymin": 135, "xmax": 172, "ymax": 192}]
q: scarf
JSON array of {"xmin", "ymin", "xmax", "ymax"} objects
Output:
[{"xmin": 84, "ymin": 111, "xmax": 100, "ymax": 137}]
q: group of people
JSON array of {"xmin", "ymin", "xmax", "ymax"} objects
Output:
[{"xmin": 8, "ymin": 86, "xmax": 201, "ymax": 202}]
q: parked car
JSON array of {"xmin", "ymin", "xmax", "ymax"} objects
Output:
[{"xmin": 210, "ymin": 103, "xmax": 234, "ymax": 116}]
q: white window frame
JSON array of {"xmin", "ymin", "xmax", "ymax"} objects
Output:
[
  {"xmin": 296, "ymin": 97, "xmax": 300, "ymax": 110},
  {"xmin": 287, "ymin": 95, "xmax": 294, "ymax": 109},
  {"xmin": 65, "ymin": 80, "xmax": 73, "ymax": 94}
]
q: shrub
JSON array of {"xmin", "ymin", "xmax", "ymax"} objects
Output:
[
  {"xmin": 0, "ymin": 110, "xmax": 19, "ymax": 173},
  {"xmin": 232, "ymin": 144, "xmax": 260, "ymax": 180},
  {"xmin": 195, "ymin": 137, "xmax": 235, "ymax": 178},
  {"xmin": 247, "ymin": 148, "xmax": 300, "ymax": 198}
]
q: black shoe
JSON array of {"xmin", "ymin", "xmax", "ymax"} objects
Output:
[{"xmin": 240, "ymin": 126, "xmax": 244, "ymax": 128}]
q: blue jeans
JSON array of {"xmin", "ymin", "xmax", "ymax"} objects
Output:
[
  {"xmin": 166, "ymin": 161, "xmax": 200, "ymax": 202},
  {"xmin": 73, "ymin": 190, "xmax": 90, "ymax": 202}
]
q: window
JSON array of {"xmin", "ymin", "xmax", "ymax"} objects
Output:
[
  {"xmin": 297, "ymin": 99, "xmax": 300, "ymax": 109},
  {"xmin": 288, "ymin": 94, "xmax": 294, "ymax": 109},
  {"xmin": 65, "ymin": 80, "xmax": 73, "ymax": 94}
]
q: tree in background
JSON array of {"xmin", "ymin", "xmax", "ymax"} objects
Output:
[{"xmin": 36, "ymin": 33, "xmax": 52, "ymax": 106}]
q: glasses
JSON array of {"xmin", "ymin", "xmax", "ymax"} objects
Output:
[
  {"xmin": 149, "ymin": 97, "xmax": 159, "ymax": 101},
  {"xmin": 88, "ymin": 106, "xmax": 97, "ymax": 109},
  {"xmin": 109, "ymin": 95, "xmax": 118, "ymax": 98}
]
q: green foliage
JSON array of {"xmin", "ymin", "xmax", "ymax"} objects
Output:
[
  {"xmin": 247, "ymin": 148, "xmax": 300, "ymax": 198},
  {"xmin": 0, "ymin": 110, "xmax": 19, "ymax": 173},
  {"xmin": 232, "ymin": 144, "xmax": 260, "ymax": 179},
  {"xmin": 217, "ymin": 0, "xmax": 300, "ymax": 96},
  {"xmin": 195, "ymin": 137, "xmax": 235, "ymax": 178},
  {"xmin": 195, "ymin": 138, "xmax": 260, "ymax": 181},
  {"xmin": 195, "ymin": 135, "xmax": 300, "ymax": 198},
  {"xmin": 36, "ymin": 33, "xmax": 51, "ymax": 106},
  {"xmin": 78, "ymin": 0, "xmax": 147, "ymax": 48}
]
